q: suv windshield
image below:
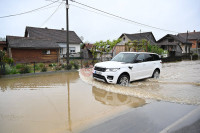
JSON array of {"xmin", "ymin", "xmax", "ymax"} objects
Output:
[{"xmin": 111, "ymin": 53, "xmax": 137, "ymax": 63}]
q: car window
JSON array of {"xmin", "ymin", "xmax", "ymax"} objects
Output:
[
  {"xmin": 111, "ymin": 53, "xmax": 137, "ymax": 63},
  {"xmin": 145, "ymin": 54, "xmax": 153, "ymax": 61},
  {"xmin": 151, "ymin": 54, "xmax": 160, "ymax": 61},
  {"xmin": 136, "ymin": 54, "xmax": 145, "ymax": 62}
]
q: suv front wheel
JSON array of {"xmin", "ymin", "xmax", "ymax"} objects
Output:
[
  {"xmin": 152, "ymin": 69, "xmax": 160, "ymax": 79},
  {"xmin": 117, "ymin": 74, "xmax": 129, "ymax": 86}
]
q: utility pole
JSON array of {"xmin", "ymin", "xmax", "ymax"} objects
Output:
[{"xmin": 65, "ymin": 0, "xmax": 69, "ymax": 66}]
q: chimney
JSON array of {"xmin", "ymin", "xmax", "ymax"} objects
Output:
[
  {"xmin": 61, "ymin": 28, "xmax": 64, "ymax": 30},
  {"xmin": 194, "ymin": 30, "xmax": 195, "ymax": 32}
]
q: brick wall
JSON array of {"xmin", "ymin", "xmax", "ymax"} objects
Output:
[
  {"xmin": 189, "ymin": 40, "xmax": 197, "ymax": 49},
  {"xmin": 11, "ymin": 49, "xmax": 58, "ymax": 63}
]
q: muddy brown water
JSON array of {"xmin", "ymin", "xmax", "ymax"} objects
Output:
[{"xmin": 0, "ymin": 60, "xmax": 200, "ymax": 133}]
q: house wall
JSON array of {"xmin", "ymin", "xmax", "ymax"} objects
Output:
[
  {"xmin": 189, "ymin": 40, "xmax": 197, "ymax": 49},
  {"xmin": 114, "ymin": 45, "xmax": 125, "ymax": 56},
  {"xmin": 11, "ymin": 48, "xmax": 58, "ymax": 63}
]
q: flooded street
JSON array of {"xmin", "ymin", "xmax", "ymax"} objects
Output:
[{"xmin": 0, "ymin": 60, "xmax": 200, "ymax": 133}]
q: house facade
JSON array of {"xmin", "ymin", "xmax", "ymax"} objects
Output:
[
  {"xmin": 7, "ymin": 36, "xmax": 60, "ymax": 63},
  {"xmin": 157, "ymin": 34, "xmax": 192, "ymax": 57},
  {"xmin": 6, "ymin": 26, "xmax": 82, "ymax": 63},
  {"xmin": 178, "ymin": 30, "xmax": 200, "ymax": 56},
  {"xmin": 25, "ymin": 27, "xmax": 82, "ymax": 58},
  {"xmin": 0, "ymin": 41, "xmax": 7, "ymax": 51},
  {"xmin": 113, "ymin": 32, "xmax": 157, "ymax": 56}
]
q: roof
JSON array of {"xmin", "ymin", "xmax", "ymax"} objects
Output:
[
  {"xmin": 7, "ymin": 36, "xmax": 59, "ymax": 49},
  {"xmin": 84, "ymin": 44, "xmax": 93, "ymax": 50},
  {"xmin": 178, "ymin": 31, "xmax": 200, "ymax": 40},
  {"xmin": 0, "ymin": 41, "xmax": 6, "ymax": 45},
  {"xmin": 120, "ymin": 32, "xmax": 157, "ymax": 44},
  {"xmin": 157, "ymin": 34, "xmax": 187, "ymax": 43},
  {"xmin": 25, "ymin": 26, "xmax": 83, "ymax": 44}
]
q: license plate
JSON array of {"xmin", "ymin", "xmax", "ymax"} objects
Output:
[{"xmin": 94, "ymin": 70, "xmax": 102, "ymax": 75}]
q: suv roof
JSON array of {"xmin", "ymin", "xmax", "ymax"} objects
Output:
[{"xmin": 120, "ymin": 52, "xmax": 159, "ymax": 55}]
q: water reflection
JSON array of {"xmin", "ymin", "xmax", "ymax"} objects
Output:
[
  {"xmin": 0, "ymin": 72, "xmax": 79, "ymax": 91},
  {"xmin": 92, "ymin": 86, "xmax": 146, "ymax": 108}
]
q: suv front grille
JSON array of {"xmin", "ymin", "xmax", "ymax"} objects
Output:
[{"xmin": 94, "ymin": 67, "xmax": 106, "ymax": 72}]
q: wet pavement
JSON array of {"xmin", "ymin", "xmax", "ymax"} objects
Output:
[{"xmin": 0, "ymin": 60, "xmax": 200, "ymax": 133}]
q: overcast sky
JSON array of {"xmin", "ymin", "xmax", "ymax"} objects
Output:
[{"xmin": 0, "ymin": 0, "xmax": 199, "ymax": 42}]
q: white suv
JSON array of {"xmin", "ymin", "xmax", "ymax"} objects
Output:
[{"xmin": 93, "ymin": 52, "xmax": 162, "ymax": 86}]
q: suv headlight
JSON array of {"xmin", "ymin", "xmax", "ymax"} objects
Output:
[{"xmin": 106, "ymin": 68, "xmax": 120, "ymax": 72}]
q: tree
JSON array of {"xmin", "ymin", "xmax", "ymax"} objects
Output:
[{"xmin": 92, "ymin": 39, "xmax": 121, "ymax": 61}]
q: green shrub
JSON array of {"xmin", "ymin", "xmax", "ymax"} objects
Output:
[
  {"xmin": 16, "ymin": 64, "xmax": 23, "ymax": 69},
  {"xmin": 73, "ymin": 62, "xmax": 79, "ymax": 69},
  {"xmin": 192, "ymin": 53, "xmax": 198, "ymax": 60},
  {"xmin": 19, "ymin": 64, "xmax": 31, "ymax": 74},
  {"xmin": 38, "ymin": 63, "xmax": 44, "ymax": 68},
  {"xmin": 61, "ymin": 64, "xmax": 65, "ymax": 68},
  {"xmin": 5, "ymin": 64, "xmax": 18, "ymax": 74},
  {"xmin": 41, "ymin": 66, "xmax": 47, "ymax": 72},
  {"xmin": 49, "ymin": 63, "xmax": 57, "ymax": 67},
  {"xmin": 65, "ymin": 64, "xmax": 72, "ymax": 70},
  {"xmin": 34, "ymin": 64, "xmax": 40, "ymax": 71}
]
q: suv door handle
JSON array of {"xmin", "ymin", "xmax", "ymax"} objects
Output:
[{"xmin": 128, "ymin": 66, "xmax": 133, "ymax": 70}]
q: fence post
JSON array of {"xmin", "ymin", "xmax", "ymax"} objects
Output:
[{"xmin": 34, "ymin": 62, "xmax": 35, "ymax": 73}]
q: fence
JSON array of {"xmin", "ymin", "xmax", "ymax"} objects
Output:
[{"xmin": 0, "ymin": 62, "xmax": 5, "ymax": 75}]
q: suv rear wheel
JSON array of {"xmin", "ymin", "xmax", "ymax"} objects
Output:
[{"xmin": 117, "ymin": 74, "xmax": 129, "ymax": 86}]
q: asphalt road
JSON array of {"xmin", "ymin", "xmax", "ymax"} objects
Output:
[{"xmin": 81, "ymin": 101, "xmax": 199, "ymax": 133}]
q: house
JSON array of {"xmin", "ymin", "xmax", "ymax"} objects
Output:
[
  {"xmin": 178, "ymin": 30, "xmax": 200, "ymax": 55},
  {"xmin": 6, "ymin": 36, "xmax": 60, "ymax": 63},
  {"xmin": 25, "ymin": 26, "xmax": 83, "ymax": 58},
  {"xmin": 113, "ymin": 32, "xmax": 157, "ymax": 56},
  {"xmin": 0, "ymin": 41, "xmax": 7, "ymax": 51},
  {"xmin": 81, "ymin": 43, "xmax": 94, "ymax": 59},
  {"xmin": 157, "ymin": 34, "xmax": 192, "ymax": 57},
  {"xmin": 6, "ymin": 26, "xmax": 83, "ymax": 63}
]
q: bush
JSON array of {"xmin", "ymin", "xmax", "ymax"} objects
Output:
[
  {"xmin": 73, "ymin": 62, "xmax": 79, "ymax": 69},
  {"xmin": 41, "ymin": 66, "xmax": 47, "ymax": 72},
  {"xmin": 192, "ymin": 53, "xmax": 198, "ymax": 60},
  {"xmin": 34, "ymin": 64, "xmax": 40, "ymax": 71},
  {"xmin": 38, "ymin": 63, "xmax": 44, "ymax": 68},
  {"xmin": 19, "ymin": 64, "xmax": 31, "ymax": 74},
  {"xmin": 65, "ymin": 64, "xmax": 72, "ymax": 70},
  {"xmin": 15, "ymin": 64, "xmax": 23, "ymax": 69},
  {"xmin": 49, "ymin": 63, "xmax": 57, "ymax": 67}
]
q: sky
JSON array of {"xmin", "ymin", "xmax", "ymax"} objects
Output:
[{"xmin": 0, "ymin": 0, "xmax": 200, "ymax": 43}]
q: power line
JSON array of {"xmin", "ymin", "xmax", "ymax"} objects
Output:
[
  {"xmin": 0, "ymin": 0, "xmax": 59, "ymax": 18},
  {"xmin": 69, "ymin": 0, "xmax": 179, "ymax": 33},
  {"xmin": 40, "ymin": 1, "xmax": 64, "ymax": 27}
]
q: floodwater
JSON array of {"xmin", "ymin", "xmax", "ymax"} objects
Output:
[
  {"xmin": 0, "ymin": 72, "xmax": 145, "ymax": 133},
  {"xmin": 80, "ymin": 60, "xmax": 200, "ymax": 105},
  {"xmin": 0, "ymin": 60, "xmax": 200, "ymax": 133}
]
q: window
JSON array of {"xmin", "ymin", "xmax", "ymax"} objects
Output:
[
  {"xmin": 145, "ymin": 54, "xmax": 153, "ymax": 61},
  {"xmin": 136, "ymin": 54, "xmax": 145, "ymax": 62},
  {"xmin": 42, "ymin": 50, "xmax": 50, "ymax": 55},
  {"xmin": 151, "ymin": 54, "xmax": 160, "ymax": 61},
  {"xmin": 69, "ymin": 47, "xmax": 76, "ymax": 53}
]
